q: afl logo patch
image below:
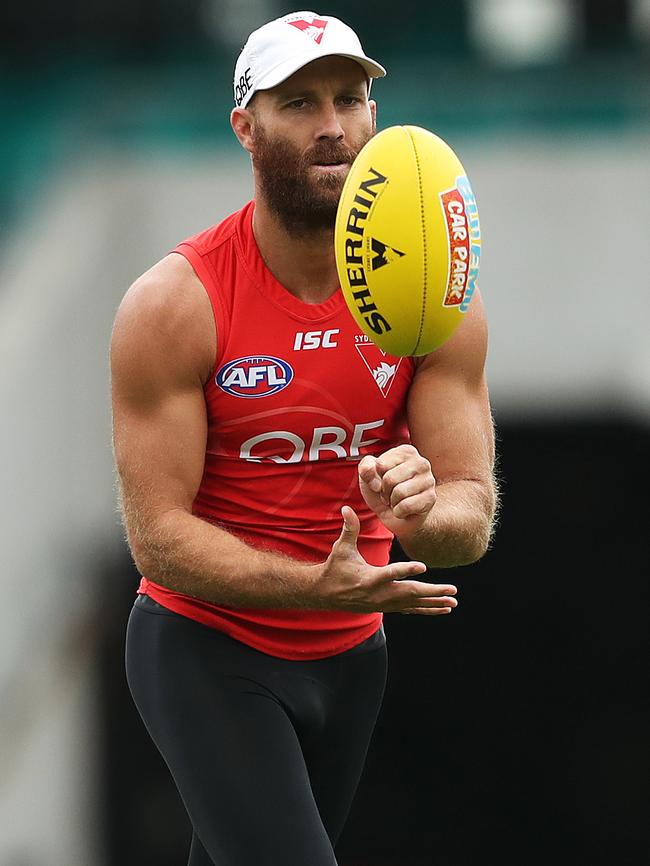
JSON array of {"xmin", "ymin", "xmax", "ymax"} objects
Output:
[{"xmin": 216, "ymin": 355, "xmax": 294, "ymax": 398}]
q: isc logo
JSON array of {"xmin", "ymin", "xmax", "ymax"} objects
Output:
[
  {"xmin": 293, "ymin": 329, "xmax": 339, "ymax": 350},
  {"xmin": 216, "ymin": 355, "xmax": 294, "ymax": 398}
]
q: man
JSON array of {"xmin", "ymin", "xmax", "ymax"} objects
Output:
[{"xmin": 111, "ymin": 11, "xmax": 497, "ymax": 866}]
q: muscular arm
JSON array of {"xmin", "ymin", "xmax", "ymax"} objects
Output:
[
  {"xmin": 401, "ymin": 290, "xmax": 498, "ymax": 565},
  {"xmin": 358, "ymin": 290, "xmax": 498, "ymax": 568},
  {"xmin": 110, "ymin": 254, "xmax": 457, "ymax": 614},
  {"xmin": 110, "ymin": 254, "xmax": 319, "ymax": 609}
]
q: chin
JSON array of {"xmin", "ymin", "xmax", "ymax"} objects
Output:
[{"xmin": 311, "ymin": 175, "xmax": 346, "ymax": 199}]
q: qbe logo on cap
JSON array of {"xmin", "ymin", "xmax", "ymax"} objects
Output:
[{"xmin": 234, "ymin": 67, "xmax": 253, "ymax": 107}]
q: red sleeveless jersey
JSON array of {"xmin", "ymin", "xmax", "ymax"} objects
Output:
[{"xmin": 138, "ymin": 201, "xmax": 416, "ymax": 659}]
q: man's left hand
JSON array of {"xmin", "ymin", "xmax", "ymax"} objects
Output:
[{"xmin": 358, "ymin": 444, "xmax": 436, "ymax": 537}]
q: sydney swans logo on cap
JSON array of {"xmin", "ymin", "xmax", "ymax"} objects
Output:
[{"xmin": 288, "ymin": 17, "xmax": 329, "ymax": 44}]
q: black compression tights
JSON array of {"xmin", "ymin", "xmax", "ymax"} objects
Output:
[{"xmin": 125, "ymin": 594, "xmax": 388, "ymax": 866}]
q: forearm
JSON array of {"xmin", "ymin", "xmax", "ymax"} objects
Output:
[
  {"xmin": 396, "ymin": 479, "xmax": 497, "ymax": 568},
  {"xmin": 128, "ymin": 507, "xmax": 321, "ymax": 609}
]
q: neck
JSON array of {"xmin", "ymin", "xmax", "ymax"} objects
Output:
[{"xmin": 252, "ymin": 197, "xmax": 340, "ymax": 304}]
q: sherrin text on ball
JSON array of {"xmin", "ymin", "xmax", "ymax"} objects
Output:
[{"xmin": 334, "ymin": 125, "xmax": 481, "ymax": 356}]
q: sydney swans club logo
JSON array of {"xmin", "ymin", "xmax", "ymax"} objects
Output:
[
  {"xmin": 216, "ymin": 356, "xmax": 294, "ymax": 398},
  {"xmin": 288, "ymin": 17, "xmax": 329, "ymax": 44},
  {"xmin": 355, "ymin": 336, "xmax": 402, "ymax": 398}
]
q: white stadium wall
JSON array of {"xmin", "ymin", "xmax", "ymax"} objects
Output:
[{"xmin": 0, "ymin": 132, "xmax": 648, "ymax": 864}]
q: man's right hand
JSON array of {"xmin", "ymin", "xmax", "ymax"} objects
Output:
[{"xmin": 312, "ymin": 506, "xmax": 458, "ymax": 616}]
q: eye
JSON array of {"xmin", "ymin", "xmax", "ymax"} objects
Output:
[
  {"xmin": 339, "ymin": 95, "xmax": 362, "ymax": 106},
  {"xmin": 287, "ymin": 98, "xmax": 307, "ymax": 109}
]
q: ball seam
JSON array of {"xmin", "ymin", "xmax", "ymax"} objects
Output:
[{"xmin": 406, "ymin": 127, "xmax": 427, "ymax": 356}]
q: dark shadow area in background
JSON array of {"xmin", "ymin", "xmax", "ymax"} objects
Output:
[{"xmin": 96, "ymin": 416, "xmax": 648, "ymax": 866}]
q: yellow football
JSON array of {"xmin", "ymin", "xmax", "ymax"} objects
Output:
[{"xmin": 335, "ymin": 125, "xmax": 481, "ymax": 356}]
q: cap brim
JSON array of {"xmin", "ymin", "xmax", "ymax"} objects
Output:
[{"xmin": 255, "ymin": 52, "xmax": 387, "ymax": 95}]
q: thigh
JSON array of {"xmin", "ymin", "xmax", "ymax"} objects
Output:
[
  {"xmin": 305, "ymin": 641, "xmax": 388, "ymax": 846},
  {"xmin": 125, "ymin": 600, "xmax": 338, "ymax": 866},
  {"xmin": 187, "ymin": 831, "xmax": 215, "ymax": 866}
]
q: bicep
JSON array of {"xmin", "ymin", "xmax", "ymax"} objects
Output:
[
  {"xmin": 407, "ymin": 290, "xmax": 495, "ymax": 484},
  {"xmin": 110, "ymin": 278, "xmax": 210, "ymax": 535},
  {"xmin": 111, "ymin": 373, "xmax": 208, "ymax": 519}
]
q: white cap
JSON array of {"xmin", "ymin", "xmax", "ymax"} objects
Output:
[{"xmin": 233, "ymin": 11, "xmax": 387, "ymax": 109}]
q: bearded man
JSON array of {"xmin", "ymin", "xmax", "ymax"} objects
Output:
[{"xmin": 111, "ymin": 11, "xmax": 497, "ymax": 866}]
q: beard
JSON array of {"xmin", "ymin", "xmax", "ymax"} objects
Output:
[{"xmin": 251, "ymin": 123, "xmax": 374, "ymax": 236}]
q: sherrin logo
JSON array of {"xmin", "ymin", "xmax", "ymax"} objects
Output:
[
  {"xmin": 216, "ymin": 355, "xmax": 294, "ymax": 398},
  {"xmin": 342, "ymin": 166, "xmax": 392, "ymax": 337}
]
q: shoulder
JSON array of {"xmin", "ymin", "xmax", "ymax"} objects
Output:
[
  {"xmin": 115, "ymin": 253, "xmax": 207, "ymax": 325},
  {"xmin": 111, "ymin": 253, "xmax": 216, "ymax": 387}
]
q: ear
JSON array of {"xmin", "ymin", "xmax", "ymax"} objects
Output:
[
  {"xmin": 230, "ymin": 107, "xmax": 255, "ymax": 154},
  {"xmin": 369, "ymin": 99, "xmax": 377, "ymax": 132}
]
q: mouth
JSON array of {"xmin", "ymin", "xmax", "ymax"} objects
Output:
[{"xmin": 311, "ymin": 161, "xmax": 349, "ymax": 172}]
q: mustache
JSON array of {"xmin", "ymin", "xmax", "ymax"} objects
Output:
[{"xmin": 303, "ymin": 142, "xmax": 360, "ymax": 166}]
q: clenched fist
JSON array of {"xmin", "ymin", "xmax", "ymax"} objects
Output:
[{"xmin": 358, "ymin": 444, "xmax": 436, "ymax": 536}]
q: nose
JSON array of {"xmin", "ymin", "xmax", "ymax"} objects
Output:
[{"xmin": 315, "ymin": 103, "xmax": 344, "ymax": 141}]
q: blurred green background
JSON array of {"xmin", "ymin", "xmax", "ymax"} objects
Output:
[
  {"xmin": 1, "ymin": 3, "xmax": 648, "ymax": 866},
  {"xmin": 3, "ymin": 1, "xmax": 649, "ymax": 236}
]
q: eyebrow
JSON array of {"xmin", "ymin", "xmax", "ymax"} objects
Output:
[{"xmin": 273, "ymin": 84, "xmax": 367, "ymax": 102}]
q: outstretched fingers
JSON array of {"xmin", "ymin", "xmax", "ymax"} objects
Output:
[
  {"xmin": 382, "ymin": 559, "xmax": 429, "ymax": 581},
  {"xmin": 377, "ymin": 567, "xmax": 459, "ymax": 614},
  {"xmin": 330, "ymin": 508, "xmax": 459, "ymax": 615},
  {"xmin": 399, "ymin": 606, "xmax": 455, "ymax": 616}
]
